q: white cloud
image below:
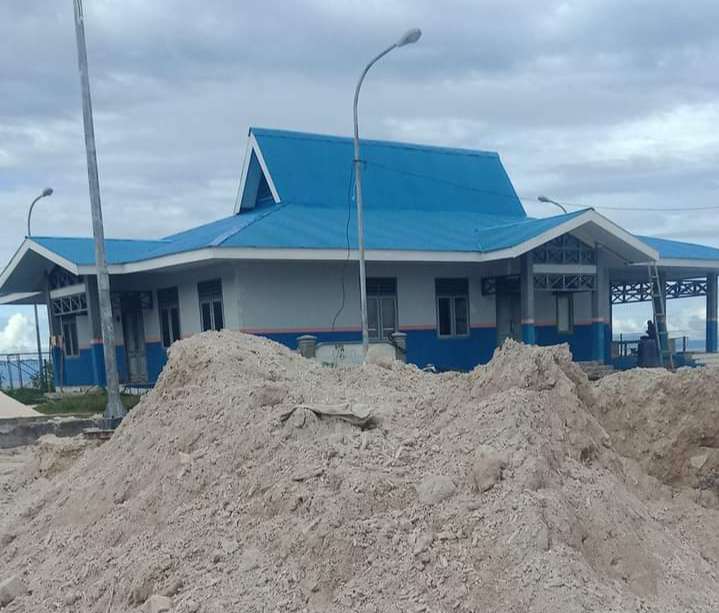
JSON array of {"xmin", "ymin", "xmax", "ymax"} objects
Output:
[{"xmin": 0, "ymin": 313, "xmax": 36, "ymax": 354}]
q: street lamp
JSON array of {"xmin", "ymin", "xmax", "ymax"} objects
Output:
[
  {"xmin": 353, "ymin": 27, "xmax": 422, "ymax": 358},
  {"xmin": 537, "ymin": 195, "xmax": 568, "ymax": 214},
  {"xmin": 27, "ymin": 187, "xmax": 54, "ymax": 390}
]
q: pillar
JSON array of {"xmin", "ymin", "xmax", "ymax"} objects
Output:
[
  {"xmin": 707, "ymin": 272, "xmax": 718, "ymax": 353},
  {"xmin": 591, "ymin": 248, "xmax": 610, "ymax": 363},
  {"xmin": 520, "ymin": 254, "xmax": 535, "ymax": 344},
  {"xmin": 84, "ymin": 276, "xmax": 106, "ymax": 386},
  {"xmin": 390, "ymin": 332, "xmax": 407, "ymax": 362}
]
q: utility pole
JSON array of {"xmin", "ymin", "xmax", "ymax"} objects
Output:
[{"xmin": 72, "ymin": 0, "xmax": 125, "ymax": 424}]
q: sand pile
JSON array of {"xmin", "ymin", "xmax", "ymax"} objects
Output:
[
  {"xmin": 593, "ymin": 367, "xmax": 719, "ymax": 506},
  {"xmin": 0, "ymin": 391, "xmax": 40, "ymax": 419},
  {"xmin": 1, "ymin": 333, "xmax": 719, "ymax": 612}
]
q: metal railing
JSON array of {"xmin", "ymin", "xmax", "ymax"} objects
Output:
[
  {"xmin": 0, "ymin": 352, "xmax": 52, "ymax": 390},
  {"xmin": 612, "ymin": 334, "xmax": 689, "ymax": 358}
]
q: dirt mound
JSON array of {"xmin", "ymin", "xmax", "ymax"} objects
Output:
[
  {"xmin": 593, "ymin": 366, "xmax": 719, "ymax": 506},
  {"xmin": 1, "ymin": 333, "xmax": 719, "ymax": 612}
]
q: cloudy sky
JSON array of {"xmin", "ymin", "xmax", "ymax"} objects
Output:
[{"xmin": 1, "ymin": 0, "xmax": 719, "ymax": 350}]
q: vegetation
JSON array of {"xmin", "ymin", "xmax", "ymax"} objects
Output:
[{"xmin": 6, "ymin": 388, "xmax": 142, "ymax": 416}]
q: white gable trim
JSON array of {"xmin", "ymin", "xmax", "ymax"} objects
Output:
[
  {"xmin": 233, "ymin": 132, "xmax": 281, "ymax": 214},
  {"xmin": 0, "ymin": 239, "xmax": 80, "ymax": 293}
]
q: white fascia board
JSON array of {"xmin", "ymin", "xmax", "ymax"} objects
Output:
[
  {"xmin": 50, "ymin": 283, "xmax": 86, "ymax": 299},
  {"xmin": 232, "ymin": 132, "xmax": 281, "ymax": 214},
  {"xmin": 0, "ymin": 292, "xmax": 43, "ymax": 305},
  {"xmin": 487, "ymin": 210, "xmax": 659, "ymax": 263},
  {"xmin": 0, "ymin": 239, "xmax": 80, "ymax": 292},
  {"xmin": 71, "ymin": 212, "xmax": 661, "ymax": 274},
  {"xmin": 649, "ymin": 258, "xmax": 719, "ymax": 270}
]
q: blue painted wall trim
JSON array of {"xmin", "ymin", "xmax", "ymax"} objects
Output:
[
  {"xmin": 707, "ymin": 319, "xmax": 718, "ymax": 353},
  {"xmin": 521, "ymin": 324, "xmax": 536, "ymax": 345},
  {"xmin": 535, "ymin": 323, "xmax": 596, "ymax": 362},
  {"xmin": 257, "ymin": 327, "xmax": 497, "ymax": 372},
  {"xmin": 52, "ymin": 342, "xmax": 166, "ymax": 387}
]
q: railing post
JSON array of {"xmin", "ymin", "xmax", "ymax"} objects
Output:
[
  {"xmin": 6, "ymin": 355, "xmax": 12, "ymax": 390},
  {"xmin": 17, "ymin": 355, "xmax": 23, "ymax": 388}
]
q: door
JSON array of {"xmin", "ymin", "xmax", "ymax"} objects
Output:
[
  {"xmin": 122, "ymin": 309, "xmax": 147, "ymax": 384},
  {"xmin": 496, "ymin": 291, "xmax": 521, "ymax": 346}
]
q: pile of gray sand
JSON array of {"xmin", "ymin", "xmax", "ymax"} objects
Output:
[{"xmin": 1, "ymin": 332, "xmax": 719, "ymax": 612}]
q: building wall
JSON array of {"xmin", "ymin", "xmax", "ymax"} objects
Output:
[{"xmin": 54, "ymin": 256, "xmax": 611, "ymax": 386}]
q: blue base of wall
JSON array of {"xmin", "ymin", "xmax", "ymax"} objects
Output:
[
  {"xmin": 53, "ymin": 342, "xmax": 167, "ymax": 388},
  {"xmin": 51, "ymin": 324, "xmax": 609, "ymax": 387},
  {"xmin": 707, "ymin": 320, "xmax": 718, "ymax": 353}
]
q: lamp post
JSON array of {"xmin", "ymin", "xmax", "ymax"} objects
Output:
[
  {"xmin": 27, "ymin": 187, "xmax": 53, "ymax": 390},
  {"xmin": 353, "ymin": 27, "xmax": 422, "ymax": 358},
  {"xmin": 537, "ymin": 195, "xmax": 568, "ymax": 214}
]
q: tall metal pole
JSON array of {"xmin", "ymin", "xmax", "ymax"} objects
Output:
[
  {"xmin": 28, "ymin": 189, "xmax": 53, "ymax": 391},
  {"xmin": 352, "ymin": 28, "xmax": 421, "ymax": 358},
  {"xmin": 72, "ymin": 0, "xmax": 125, "ymax": 422}
]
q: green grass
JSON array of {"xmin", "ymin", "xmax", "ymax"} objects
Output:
[
  {"xmin": 7, "ymin": 388, "xmax": 142, "ymax": 416},
  {"xmin": 5, "ymin": 387, "xmax": 47, "ymax": 406}
]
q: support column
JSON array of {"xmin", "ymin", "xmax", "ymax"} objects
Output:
[
  {"xmin": 520, "ymin": 254, "xmax": 535, "ymax": 344},
  {"xmin": 84, "ymin": 276, "xmax": 106, "ymax": 386},
  {"xmin": 707, "ymin": 272, "xmax": 718, "ymax": 353},
  {"xmin": 592, "ymin": 248, "xmax": 610, "ymax": 363}
]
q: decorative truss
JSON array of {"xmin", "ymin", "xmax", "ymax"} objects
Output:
[
  {"xmin": 482, "ymin": 273, "xmax": 596, "ymax": 295},
  {"xmin": 49, "ymin": 266, "xmax": 81, "ymax": 290},
  {"xmin": 531, "ymin": 234, "xmax": 596, "ymax": 265},
  {"xmin": 51, "ymin": 293, "xmax": 87, "ymax": 316},
  {"xmin": 534, "ymin": 273, "xmax": 595, "ymax": 292},
  {"xmin": 611, "ymin": 278, "xmax": 708, "ymax": 304}
]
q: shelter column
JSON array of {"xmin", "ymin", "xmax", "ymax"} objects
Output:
[
  {"xmin": 592, "ymin": 248, "xmax": 610, "ymax": 363},
  {"xmin": 84, "ymin": 275, "xmax": 106, "ymax": 386},
  {"xmin": 707, "ymin": 272, "xmax": 718, "ymax": 353},
  {"xmin": 520, "ymin": 254, "xmax": 535, "ymax": 344}
]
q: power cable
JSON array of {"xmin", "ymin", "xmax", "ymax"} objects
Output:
[{"xmin": 330, "ymin": 163, "xmax": 356, "ymax": 332}]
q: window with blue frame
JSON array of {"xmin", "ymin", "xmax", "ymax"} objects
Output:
[{"xmin": 436, "ymin": 279, "xmax": 469, "ymax": 337}]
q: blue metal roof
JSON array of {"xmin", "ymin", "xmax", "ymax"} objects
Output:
[
  {"xmin": 636, "ymin": 235, "xmax": 719, "ymax": 261},
  {"xmin": 251, "ymin": 127, "xmax": 526, "ymax": 217},
  {"xmin": 23, "ymin": 128, "xmax": 719, "ymax": 268}
]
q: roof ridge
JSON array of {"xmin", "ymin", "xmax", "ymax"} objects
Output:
[
  {"xmin": 31, "ymin": 235, "xmax": 169, "ymax": 243},
  {"xmin": 250, "ymin": 127, "xmax": 500, "ymax": 159},
  {"xmin": 211, "ymin": 204, "xmax": 288, "ymax": 247}
]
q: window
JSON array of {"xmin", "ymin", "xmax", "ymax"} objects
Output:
[
  {"xmin": 158, "ymin": 287, "xmax": 181, "ymax": 348},
  {"xmin": 556, "ymin": 294, "xmax": 574, "ymax": 334},
  {"xmin": 61, "ymin": 316, "xmax": 79, "ymax": 357},
  {"xmin": 366, "ymin": 278, "xmax": 397, "ymax": 340},
  {"xmin": 436, "ymin": 279, "xmax": 470, "ymax": 337},
  {"xmin": 198, "ymin": 279, "xmax": 224, "ymax": 332}
]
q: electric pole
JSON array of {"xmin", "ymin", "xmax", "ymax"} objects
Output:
[{"xmin": 72, "ymin": 0, "xmax": 125, "ymax": 424}]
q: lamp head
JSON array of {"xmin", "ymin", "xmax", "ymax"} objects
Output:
[
  {"xmin": 537, "ymin": 195, "xmax": 551, "ymax": 203},
  {"xmin": 397, "ymin": 28, "xmax": 422, "ymax": 47},
  {"xmin": 41, "ymin": 187, "xmax": 53, "ymax": 198}
]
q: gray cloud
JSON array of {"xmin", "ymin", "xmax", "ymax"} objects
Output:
[{"xmin": 2, "ymin": 0, "xmax": 719, "ymax": 345}]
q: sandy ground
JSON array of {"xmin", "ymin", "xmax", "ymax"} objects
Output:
[
  {"xmin": 2, "ymin": 334, "xmax": 719, "ymax": 612},
  {"xmin": 0, "ymin": 446, "xmax": 33, "ymax": 517},
  {"xmin": 0, "ymin": 391, "xmax": 40, "ymax": 419}
]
